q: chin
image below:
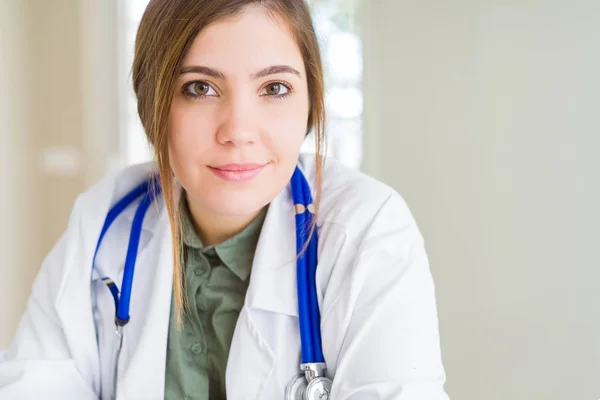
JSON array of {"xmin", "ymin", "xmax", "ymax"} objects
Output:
[{"xmin": 204, "ymin": 193, "xmax": 270, "ymax": 217}]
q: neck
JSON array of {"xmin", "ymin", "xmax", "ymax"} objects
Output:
[{"xmin": 185, "ymin": 195, "xmax": 262, "ymax": 247}]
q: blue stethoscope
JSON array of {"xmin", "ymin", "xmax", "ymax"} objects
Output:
[{"xmin": 92, "ymin": 167, "xmax": 331, "ymax": 399}]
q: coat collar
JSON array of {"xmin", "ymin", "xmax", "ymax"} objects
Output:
[
  {"xmin": 244, "ymin": 183, "xmax": 299, "ymax": 317},
  {"xmin": 225, "ymin": 182, "xmax": 307, "ymax": 398}
]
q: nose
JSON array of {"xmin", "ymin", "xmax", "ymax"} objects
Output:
[{"xmin": 216, "ymin": 95, "xmax": 260, "ymax": 147}]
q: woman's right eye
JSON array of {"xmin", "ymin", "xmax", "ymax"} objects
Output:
[{"xmin": 183, "ymin": 81, "xmax": 218, "ymax": 98}]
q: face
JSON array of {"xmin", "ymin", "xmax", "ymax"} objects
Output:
[{"xmin": 168, "ymin": 5, "xmax": 310, "ymax": 219}]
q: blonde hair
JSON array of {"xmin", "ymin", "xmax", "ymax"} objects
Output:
[{"xmin": 132, "ymin": 0, "xmax": 325, "ymax": 324}]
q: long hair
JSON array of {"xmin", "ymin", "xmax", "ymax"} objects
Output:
[{"xmin": 132, "ymin": 0, "xmax": 325, "ymax": 324}]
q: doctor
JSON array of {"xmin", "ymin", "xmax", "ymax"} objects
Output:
[{"xmin": 0, "ymin": 0, "xmax": 449, "ymax": 399}]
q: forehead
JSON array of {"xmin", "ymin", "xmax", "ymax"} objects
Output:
[{"xmin": 182, "ymin": 5, "xmax": 305, "ymax": 75}]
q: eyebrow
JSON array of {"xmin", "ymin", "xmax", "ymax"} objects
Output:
[{"xmin": 180, "ymin": 65, "xmax": 301, "ymax": 79}]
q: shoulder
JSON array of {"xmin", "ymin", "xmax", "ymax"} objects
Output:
[
  {"xmin": 77, "ymin": 161, "xmax": 158, "ymax": 209},
  {"xmin": 298, "ymin": 153, "xmax": 421, "ymax": 248},
  {"xmin": 65, "ymin": 161, "xmax": 163, "ymax": 247}
]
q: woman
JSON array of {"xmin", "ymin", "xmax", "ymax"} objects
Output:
[{"xmin": 0, "ymin": 0, "xmax": 449, "ymax": 399}]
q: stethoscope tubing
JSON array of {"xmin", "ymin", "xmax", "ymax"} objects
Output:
[{"xmin": 93, "ymin": 167, "xmax": 325, "ymax": 364}]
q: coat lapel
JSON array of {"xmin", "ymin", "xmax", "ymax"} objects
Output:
[
  {"xmin": 226, "ymin": 184, "xmax": 304, "ymax": 398},
  {"xmin": 245, "ymin": 184, "xmax": 298, "ymax": 316},
  {"xmin": 117, "ymin": 192, "xmax": 175, "ymax": 399}
]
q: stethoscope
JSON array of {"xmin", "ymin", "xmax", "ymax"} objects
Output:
[{"xmin": 91, "ymin": 167, "xmax": 332, "ymax": 400}]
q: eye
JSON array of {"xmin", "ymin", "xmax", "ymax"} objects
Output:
[
  {"xmin": 260, "ymin": 82, "xmax": 291, "ymax": 97},
  {"xmin": 183, "ymin": 81, "xmax": 218, "ymax": 98}
]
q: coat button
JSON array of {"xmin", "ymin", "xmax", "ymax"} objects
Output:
[
  {"xmin": 191, "ymin": 342, "xmax": 204, "ymax": 354},
  {"xmin": 194, "ymin": 267, "xmax": 206, "ymax": 276}
]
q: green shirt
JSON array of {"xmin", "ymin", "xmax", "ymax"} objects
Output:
[{"xmin": 164, "ymin": 196, "xmax": 267, "ymax": 400}]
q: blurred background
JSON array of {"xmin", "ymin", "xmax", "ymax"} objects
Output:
[{"xmin": 1, "ymin": 0, "xmax": 599, "ymax": 399}]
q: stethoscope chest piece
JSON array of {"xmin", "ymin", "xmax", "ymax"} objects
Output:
[
  {"xmin": 305, "ymin": 377, "xmax": 332, "ymax": 399},
  {"xmin": 285, "ymin": 374, "xmax": 307, "ymax": 400},
  {"xmin": 285, "ymin": 373, "xmax": 332, "ymax": 400}
]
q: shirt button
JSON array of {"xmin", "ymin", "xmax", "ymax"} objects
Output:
[
  {"xmin": 194, "ymin": 267, "xmax": 205, "ymax": 276},
  {"xmin": 191, "ymin": 342, "xmax": 204, "ymax": 354}
]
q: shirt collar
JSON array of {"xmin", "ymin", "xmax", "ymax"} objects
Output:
[{"xmin": 180, "ymin": 194, "xmax": 268, "ymax": 281}]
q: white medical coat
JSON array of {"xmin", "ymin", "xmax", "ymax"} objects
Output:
[{"xmin": 0, "ymin": 154, "xmax": 449, "ymax": 399}]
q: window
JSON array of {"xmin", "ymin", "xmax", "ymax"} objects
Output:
[
  {"xmin": 119, "ymin": 0, "xmax": 155, "ymax": 166},
  {"xmin": 118, "ymin": 0, "xmax": 363, "ymax": 169}
]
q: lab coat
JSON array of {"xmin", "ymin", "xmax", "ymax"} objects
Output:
[{"xmin": 0, "ymin": 154, "xmax": 449, "ymax": 399}]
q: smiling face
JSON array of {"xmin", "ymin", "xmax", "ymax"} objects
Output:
[{"xmin": 168, "ymin": 5, "xmax": 310, "ymax": 220}]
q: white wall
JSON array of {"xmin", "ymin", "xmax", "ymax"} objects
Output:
[
  {"xmin": 362, "ymin": 1, "xmax": 600, "ymax": 399},
  {"xmin": 0, "ymin": 0, "xmax": 120, "ymax": 348},
  {"xmin": 0, "ymin": 0, "xmax": 39, "ymax": 349}
]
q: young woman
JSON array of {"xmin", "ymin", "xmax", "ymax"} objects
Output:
[{"xmin": 0, "ymin": 1, "xmax": 449, "ymax": 399}]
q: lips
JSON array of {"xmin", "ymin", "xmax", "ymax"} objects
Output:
[
  {"xmin": 211, "ymin": 163, "xmax": 265, "ymax": 171},
  {"xmin": 208, "ymin": 163, "xmax": 267, "ymax": 182}
]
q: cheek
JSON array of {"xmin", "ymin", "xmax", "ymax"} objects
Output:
[
  {"xmin": 168, "ymin": 102, "xmax": 215, "ymax": 163},
  {"xmin": 262, "ymin": 99, "xmax": 310, "ymax": 157}
]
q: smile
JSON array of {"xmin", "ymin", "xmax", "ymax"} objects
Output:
[{"xmin": 208, "ymin": 163, "xmax": 266, "ymax": 182}]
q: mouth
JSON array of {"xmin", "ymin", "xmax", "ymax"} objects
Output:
[{"xmin": 208, "ymin": 163, "xmax": 267, "ymax": 182}]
